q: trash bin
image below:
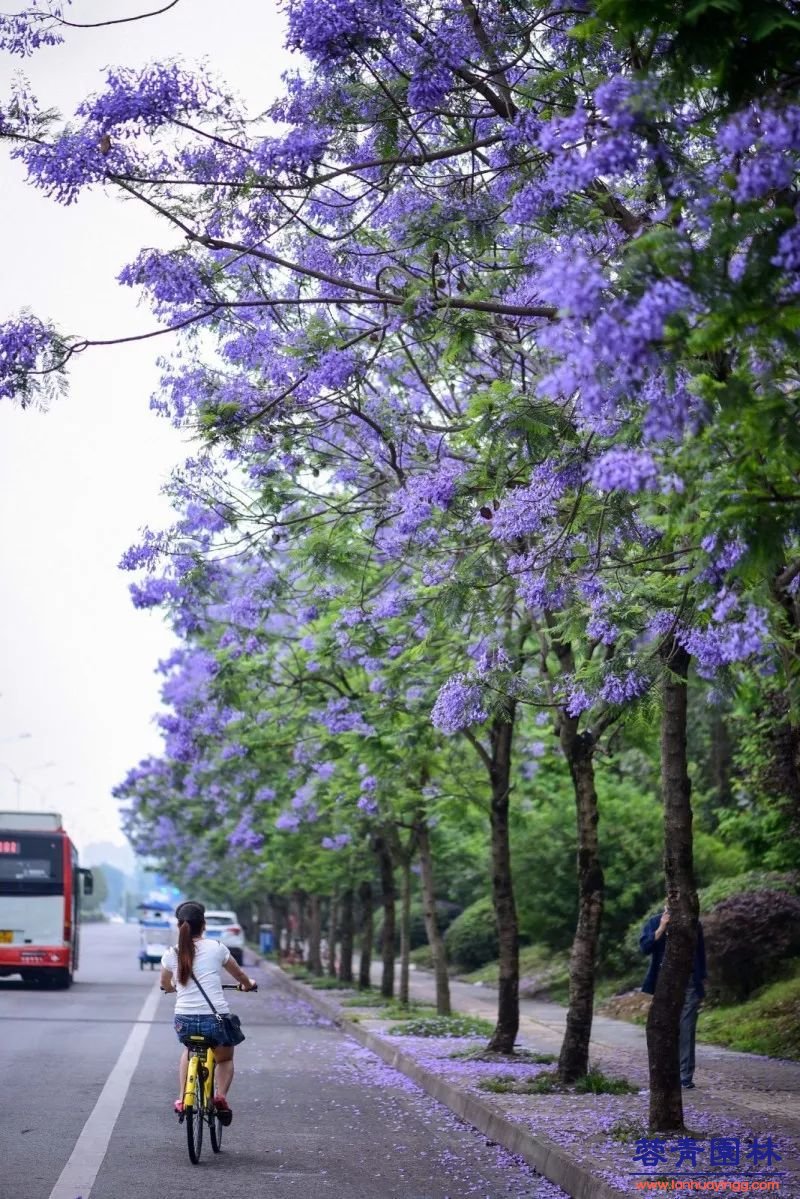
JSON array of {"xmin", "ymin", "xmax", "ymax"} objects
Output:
[{"xmin": 259, "ymin": 924, "xmax": 274, "ymax": 955}]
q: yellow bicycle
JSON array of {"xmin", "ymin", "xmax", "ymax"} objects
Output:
[
  {"xmin": 181, "ymin": 1031, "xmax": 224, "ymax": 1163},
  {"xmin": 166, "ymin": 983, "xmax": 256, "ymax": 1164}
]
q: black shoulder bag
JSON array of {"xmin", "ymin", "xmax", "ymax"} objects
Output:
[{"xmin": 190, "ymin": 968, "xmax": 246, "ymax": 1045}]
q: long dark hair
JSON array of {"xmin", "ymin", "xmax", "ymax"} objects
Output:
[{"xmin": 176, "ymin": 901, "xmax": 205, "ymax": 985}]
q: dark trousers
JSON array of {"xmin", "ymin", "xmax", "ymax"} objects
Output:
[{"xmin": 679, "ymin": 982, "xmax": 701, "ymax": 1084}]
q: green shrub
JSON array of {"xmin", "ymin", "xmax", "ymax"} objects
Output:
[
  {"xmin": 308, "ymin": 976, "xmax": 355, "ymax": 990},
  {"xmin": 529, "ymin": 1072, "xmax": 560, "ymax": 1093},
  {"xmin": 379, "ymin": 1001, "xmax": 437, "ymax": 1020},
  {"xmin": 386, "ymin": 1013, "xmax": 495, "ymax": 1037},
  {"xmin": 698, "ymin": 870, "xmax": 799, "ymax": 914},
  {"xmin": 477, "ymin": 1075, "xmax": 548, "ymax": 1094},
  {"xmin": 449, "ymin": 1047, "xmax": 556, "ymax": 1063},
  {"xmin": 283, "ymin": 965, "xmax": 311, "ymax": 980},
  {"xmin": 478, "ymin": 1075, "xmax": 519, "ymax": 1093},
  {"xmin": 342, "ymin": 993, "xmax": 392, "ymax": 1008},
  {"xmin": 444, "ymin": 897, "xmax": 498, "ymax": 971},
  {"xmin": 610, "ymin": 1117, "xmax": 647, "ymax": 1143},
  {"xmin": 374, "ymin": 900, "xmax": 461, "ymax": 952},
  {"xmin": 573, "ymin": 1068, "xmax": 638, "ymax": 1095},
  {"xmin": 513, "ymin": 761, "xmax": 749, "ymax": 970},
  {"xmin": 344, "ymin": 1000, "xmax": 437, "ymax": 1020},
  {"xmin": 704, "ymin": 891, "xmax": 800, "ymax": 1002},
  {"xmin": 479, "ymin": 1068, "xmax": 637, "ymax": 1095}
]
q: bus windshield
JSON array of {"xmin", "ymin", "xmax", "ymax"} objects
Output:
[{"xmin": 0, "ymin": 834, "xmax": 64, "ymax": 895}]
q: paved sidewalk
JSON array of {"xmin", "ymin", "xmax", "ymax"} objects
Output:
[{"xmin": 266, "ymin": 960, "xmax": 800, "ymax": 1199}]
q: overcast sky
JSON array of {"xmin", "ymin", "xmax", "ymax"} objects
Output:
[{"xmin": 0, "ymin": 1, "xmax": 290, "ymax": 854}]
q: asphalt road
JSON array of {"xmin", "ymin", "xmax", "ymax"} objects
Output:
[{"xmin": 0, "ymin": 923, "xmax": 563, "ymax": 1199}]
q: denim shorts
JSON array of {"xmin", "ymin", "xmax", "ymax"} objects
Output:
[{"xmin": 174, "ymin": 1012, "xmax": 237, "ymax": 1047}]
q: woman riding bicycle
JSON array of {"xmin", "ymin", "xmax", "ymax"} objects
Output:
[{"xmin": 160, "ymin": 900, "xmax": 257, "ymax": 1124}]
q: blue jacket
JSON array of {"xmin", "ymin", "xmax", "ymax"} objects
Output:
[{"xmin": 640, "ymin": 914, "xmax": 706, "ymax": 999}]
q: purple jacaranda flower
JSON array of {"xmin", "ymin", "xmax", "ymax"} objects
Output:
[
  {"xmin": 599, "ymin": 671, "xmax": 649, "ymax": 705},
  {"xmin": 0, "ymin": 8, "xmax": 64, "ymax": 56},
  {"xmin": 321, "ymin": 832, "xmax": 351, "ymax": 850},
  {"xmin": 590, "ymin": 448, "xmax": 682, "ymax": 494},
  {"xmin": 431, "ymin": 674, "xmax": 487, "ymax": 734},
  {"xmin": 587, "ymin": 615, "xmax": 619, "ymax": 645},
  {"xmin": 229, "ymin": 813, "xmax": 264, "ymax": 851},
  {"xmin": 565, "ymin": 685, "xmax": 592, "ymax": 717},
  {"xmin": 285, "ymin": 0, "xmax": 405, "ymax": 62},
  {"xmin": 0, "ymin": 314, "xmax": 60, "ymax": 404}
]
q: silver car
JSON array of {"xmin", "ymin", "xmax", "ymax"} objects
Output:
[{"xmin": 203, "ymin": 909, "xmax": 245, "ymax": 964}]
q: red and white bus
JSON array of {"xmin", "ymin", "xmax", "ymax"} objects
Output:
[{"xmin": 0, "ymin": 811, "xmax": 94, "ymax": 988}]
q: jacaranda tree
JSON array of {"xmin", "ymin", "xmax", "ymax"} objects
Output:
[{"xmin": 3, "ymin": 0, "xmax": 799, "ymax": 1130}]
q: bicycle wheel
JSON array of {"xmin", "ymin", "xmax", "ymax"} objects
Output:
[
  {"xmin": 208, "ymin": 1060, "xmax": 223, "ymax": 1154},
  {"xmin": 185, "ymin": 1060, "xmax": 204, "ymax": 1164}
]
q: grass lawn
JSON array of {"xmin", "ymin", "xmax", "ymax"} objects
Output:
[
  {"xmin": 697, "ymin": 972, "xmax": 800, "ymax": 1060},
  {"xmin": 460, "ymin": 944, "xmax": 570, "ymax": 996}
]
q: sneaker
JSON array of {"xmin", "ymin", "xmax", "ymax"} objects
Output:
[
  {"xmin": 213, "ymin": 1094, "xmax": 233, "ymax": 1126},
  {"xmin": 173, "ymin": 1100, "xmax": 185, "ymax": 1114},
  {"xmin": 681, "ymin": 1081, "xmax": 695, "ymax": 1089}
]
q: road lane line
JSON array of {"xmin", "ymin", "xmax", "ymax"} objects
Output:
[{"xmin": 48, "ymin": 984, "xmax": 162, "ymax": 1199}]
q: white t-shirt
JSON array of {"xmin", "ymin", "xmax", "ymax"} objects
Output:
[{"xmin": 161, "ymin": 938, "xmax": 231, "ymax": 1014}]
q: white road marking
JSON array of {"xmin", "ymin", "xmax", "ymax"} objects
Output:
[{"xmin": 48, "ymin": 983, "xmax": 162, "ymax": 1199}]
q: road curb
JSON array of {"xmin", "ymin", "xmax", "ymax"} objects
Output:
[{"xmin": 263, "ymin": 962, "xmax": 622, "ymax": 1199}]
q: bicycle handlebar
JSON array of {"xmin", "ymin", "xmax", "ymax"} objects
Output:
[{"xmin": 160, "ymin": 982, "xmax": 258, "ymax": 993}]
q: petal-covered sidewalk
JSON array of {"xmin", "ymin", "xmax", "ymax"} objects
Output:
[{"xmin": 265, "ymin": 961, "xmax": 800, "ymax": 1199}]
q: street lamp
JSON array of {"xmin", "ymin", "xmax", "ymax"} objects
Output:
[{"xmin": 0, "ymin": 760, "xmax": 56, "ymax": 806}]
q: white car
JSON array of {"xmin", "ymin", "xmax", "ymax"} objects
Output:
[{"xmin": 203, "ymin": 909, "xmax": 245, "ymax": 964}]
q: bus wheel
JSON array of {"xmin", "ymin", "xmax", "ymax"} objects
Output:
[{"xmin": 52, "ymin": 969, "xmax": 72, "ymax": 989}]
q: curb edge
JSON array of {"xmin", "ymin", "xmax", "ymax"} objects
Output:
[{"xmin": 262, "ymin": 961, "xmax": 623, "ymax": 1199}]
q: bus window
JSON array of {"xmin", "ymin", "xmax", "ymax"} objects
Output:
[{"xmin": 0, "ymin": 835, "xmax": 63, "ymax": 894}]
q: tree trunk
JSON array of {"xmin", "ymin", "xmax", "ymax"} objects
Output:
[
  {"xmin": 339, "ymin": 888, "xmax": 354, "ymax": 983},
  {"xmin": 647, "ymin": 640, "xmax": 697, "ymax": 1131},
  {"xmin": 308, "ymin": 893, "xmax": 323, "ymax": 975},
  {"xmin": 416, "ymin": 816, "xmax": 451, "ymax": 1015},
  {"xmin": 770, "ymin": 573, "xmax": 800, "ymax": 836},
  {"xmin": 375, "ymin": 836, "xmax": 396, "ymax": 999},
  {"xmin": 240, "ymin": 899, "xmax": 258, "ymax": 943},
  {"xmin": 487, "ymin": 713, "xmax": 519, "ymax": 1054},
  {"xmin": 399, "ymin": 855, "xmax": 412, "ymax": 1006},
  {"xmin": 293, "ymin": 888, "xmax": 307, "ymax": 955},
  {"xmin": 558, "ymin": 721, "xmax": 604, "ymax": 1082},
  {"xmin": 358, "ymin": 880, "xmax": 373, "ymax": 990},
  {"xmin": 328, "ymin": 892, "xmax": 338, "ymax": 977},
  {"xmin": 270, "ymin": 892, "xmax": 286, "ymax": 960},
  {"xmin": 709, "ymin": 711, "xmax": 733, "ymax": 810}
]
